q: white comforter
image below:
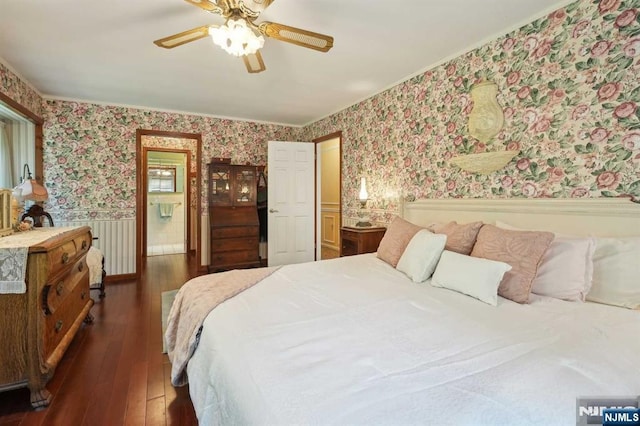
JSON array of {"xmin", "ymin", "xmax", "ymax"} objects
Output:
[{"xmin": 186, "ymin": 254, "xmax": 640, "ymax": 426}]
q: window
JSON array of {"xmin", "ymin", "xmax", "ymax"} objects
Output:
[
  {"xmin": 148, "ymin": 166, "xmax": 176, "ymax": 192},
  {"xmin": 0, "ymin": 104, "xmax": 36, "ymax": 190}
]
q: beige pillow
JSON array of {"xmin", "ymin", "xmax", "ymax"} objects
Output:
[
  {"xmin": 471, "ymin": 225, "xmax": 554, "ymax": 304},
  {"xmin": 495, "ymin": 221, "xmax": 596, "ymax": 302},
  {"xmin": 377, "ymin": 217, "xmax": 423, "ymax": 267},
  {"xmin": 428, "ymin": 221, "xmax": 484, "ymax": 255}
]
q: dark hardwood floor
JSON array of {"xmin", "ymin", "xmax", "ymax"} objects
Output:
[{"xmin": 0, "ymin": 253, "xmax": 204, "ymax": 426}]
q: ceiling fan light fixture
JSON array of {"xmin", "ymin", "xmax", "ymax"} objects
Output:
[{"xmin": 210, "ymin": 18, "xmax": 265, "ymax": 57}]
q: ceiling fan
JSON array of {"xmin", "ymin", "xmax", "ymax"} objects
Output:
[{"xmin": 154, "ymin": 0, "xmax": 334, "ymax": 74}]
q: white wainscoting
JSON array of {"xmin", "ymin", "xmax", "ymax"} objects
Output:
[
  {"xmin": 321, "ymin": 203, "xmax": 340, "ymax": 251},
  {"xmin": 57, "ymin": 219, "xmax": 136, "ymax": 276},
  {"xmin": 342, "ymin": 217, "xmax": 357, "ymax": 227}
]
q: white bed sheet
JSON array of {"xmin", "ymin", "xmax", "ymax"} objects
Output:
[{"xmin": 186, "ymin": 254, "xmax": 640, "ymax": 426}]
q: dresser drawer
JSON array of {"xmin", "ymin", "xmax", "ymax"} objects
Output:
[
  {"xmin": 43, "ymin": 267, "xmax": 90, "ymax": 359},
  {"xmin": 211, "ymin": 236, "xmax": 258, "ymax": 253},
  {"xmin": 211, "ymin": 226, "xmax": 258, "ymax": 239},
  {"xmin": 73, "ymin": 232, "xmax": 92, "ymax": 255},
  {"xmin": 42, "ymin": 257, "xmax": 88, "ymax": 315},
  {"xmin": 47, "ymin": 240, "xmax": 78, "ymax": 276},
  {"xmin": 210, "ymin": 249, "xmax": 259, "ymax": 266}
]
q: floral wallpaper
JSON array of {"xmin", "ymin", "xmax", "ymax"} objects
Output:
[
  {"xmin": 2, "ymin": 0, "xmax": 639, "ymax": 228},
  {"xmin": 42, "ymin": 100, "xmax": 303, "ymax": 220},
  {"xmin": 142, "ymin": 135, "xmax": 198, "ymax": 174},
  {"xmin": 302, "ymin": 0, "xmax": 640, "ymax": 223},
  {"xmin": 0, "ymin": 61, "xmax": 43, "ymax": 118}
]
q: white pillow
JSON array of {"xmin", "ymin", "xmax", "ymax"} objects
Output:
[
  {"xmin": 431, "ymin": 250, "xmax": 512, "ymax": 306},
  {"xmin": 587, "ymin": 237, "xmax": 640, "ymax": 309},
  {"xmin": 396, "ymin": 229, "xmax": 447, "ymax": 282},
  {"xmin": 495, "ymin": 221, "xmax": 595, "ymax": 302}
]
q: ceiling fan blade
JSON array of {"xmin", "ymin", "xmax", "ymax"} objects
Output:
[
  {"xmin": 154, "ymin": 25, "xmax": 211, "ymax": 49},
  {"xmin": 243, "ymin": 51, "xmax": 266, "ymax": 73},
  {"xmin": 183, "ymin": 0, "xmax": 226, "ymax": 15},
  {"xmin": 258, "ymin": 22, "xmax": 333, "ymax": 52}
]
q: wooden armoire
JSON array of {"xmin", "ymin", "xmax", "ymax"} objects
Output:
[{"xmin": 208, "ymin": 158, "xmax": 260, "ymax": 272}]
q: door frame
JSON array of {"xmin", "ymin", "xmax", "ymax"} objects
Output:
[
  {"xmin": 142, "ymin": 147, "xmax": 191, "ymax": 256},
  {"xmin": 136, "ymin": 129, "xmax": 202, "ymax": 277},
  {"xmin": 313, "ymin": 131, "xmax": 342, "ymax": 260}
]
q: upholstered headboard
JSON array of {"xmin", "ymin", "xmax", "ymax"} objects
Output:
[{"xmin": 402, "ymin": 198, "xmax": 639, "ymax": 237}]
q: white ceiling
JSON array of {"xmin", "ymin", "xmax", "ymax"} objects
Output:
[{"xmin": 0, "ymin": 0, "xmax": 571, "ymax": 126}]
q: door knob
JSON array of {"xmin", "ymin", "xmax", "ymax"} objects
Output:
[{"xmin": 269, "ymin": 208, "xmax": 279, "ymax": 213}]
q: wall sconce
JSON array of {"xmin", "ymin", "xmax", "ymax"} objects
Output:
[{"xmin": 356, "ymin": 177, "xmax": 372, "ymax": 227}]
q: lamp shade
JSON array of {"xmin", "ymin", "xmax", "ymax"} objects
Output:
[
  {"xmin": 359, "ymin": 177, "xmax": 368, "ymax": 202},
  {"xmin": 13, "ymin": 164, "xmax": 49, "ymax": 202},
  {"xmin": 14, "ymin": 178, "xmax": 48, "ymax": 202}
]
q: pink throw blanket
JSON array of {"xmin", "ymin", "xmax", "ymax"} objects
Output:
[{"xmin": 165, "ymin": 266, "xmax": 280, "ymax": 386}]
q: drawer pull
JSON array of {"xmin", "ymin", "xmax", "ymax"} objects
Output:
[
  {"xmin": 41, "ymin": 285, "xmax": 52, "ymax": 315},
  {"xmin": 54, "ymin": 320, "xmax": 63, "ymax": 333},
  {"xmin": 81, "ymin": 240, "xmax": 88, "ymax": 250},
  {"xmin": 81, "ymin": 291, "xmax": 86, "ymax": 300},
  {"xmin": 56, "ymin": 282, "xmax": 64, "ymax": 296},
  {"xmin": 61, "ymin": 252, "xmax": 70, "ymax": 264}
]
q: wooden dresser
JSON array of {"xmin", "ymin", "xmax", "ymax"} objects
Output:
[
  {"xmin": 341, "ymin": 226, "xmax": 387, "ymax": 256},
  {"xmin": 0, "ymin": 226, "xmax": 94, "ymax": 408},
  {"xmin": 208, "ymin": 158, "xmax": 260, "ymax": 272}
]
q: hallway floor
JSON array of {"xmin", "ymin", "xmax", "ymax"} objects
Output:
[
  {"xmin": 321, "ymin": 246, "xmax": 340, "ymax": 259},
  {"xmin": 147, "ymin": 243, "xmax": 186, "ymax": 256}
]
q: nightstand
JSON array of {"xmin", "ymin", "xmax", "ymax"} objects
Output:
[{"xmin": 341, "ymin": 226, "xmax": 386, "ymax": 256}]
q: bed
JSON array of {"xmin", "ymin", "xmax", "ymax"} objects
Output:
[{"xmin": 169, "ymin": 198, "xmax": 640, "ymax": 425}]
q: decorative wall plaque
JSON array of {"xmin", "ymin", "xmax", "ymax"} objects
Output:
[
  {"xmin": 468, "ymin": 80, "xmax": 504, "ymax": 143},
  {"xmin": 451, "ymin": 80, "xmax": 518, "ymax": 174}
]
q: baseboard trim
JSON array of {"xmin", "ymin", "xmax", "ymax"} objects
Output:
[{"xmin": 104, "ymin": 273, "xmax": 136, "ymax": 283}]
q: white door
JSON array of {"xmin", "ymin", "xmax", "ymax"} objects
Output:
[{"xmin": 267, "ymin": 141, "xmax": 315, "ymax": 266}]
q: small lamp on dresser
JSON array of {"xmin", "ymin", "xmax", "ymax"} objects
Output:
[
  {"xmin": 12, "ymin": 164, "xmax": 49, "ymax": 203},
  {"xmin": 12, "ymin": 164, "xmax": 50, "ymax": 226}
]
